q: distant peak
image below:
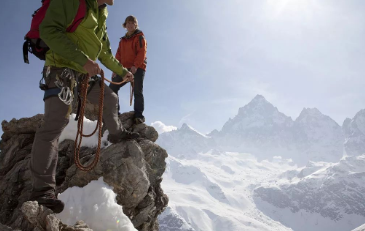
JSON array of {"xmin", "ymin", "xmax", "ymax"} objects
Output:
[
  {"xmin": 234, "ymin": 94, "xmax": 281, "ymax": 118},
  {"xmin": 179, "ymin": 123, "xmax": 208, "ymax": 137},
  {"xmin": 354, "ymin": 109, "xmax": 365, "ymax": 119},
  {"xmin": 207, "ymin": 129, "xmax": 219, "ymax": 137},
  {"xmin": 296, "ymin": 108, "xmax": 332, "ymax": 123},
  {"xmin": 239, "ymin": 94, "xmax": 273, "ymax": 111},
  {"xmin": 342, "ymin": 118, "xmax": 352, "ymax": 128},
  {"xmin": 299, "ymin": 108, "xmax": 323, "ymax": 117},
  {"xmin": 180, "ymin": 123, "xmax": 190, "ymax": 130},
  {"xmin": 180, "ymin": 123, "xmax": 197, "ymax": 132},
  {"xmin": 251, "ymin": 94, "xmax": 267, "ymax": 103},
  {"xmin": 254, "ymin": 94, "xmax": 265, "ymax": 99}
]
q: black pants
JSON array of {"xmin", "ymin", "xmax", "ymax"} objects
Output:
[{"xmin": 109, "ymin": 68, "xmax": 145, "ymax": 119}]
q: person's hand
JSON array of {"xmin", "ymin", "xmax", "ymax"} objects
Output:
[
  {"xmin": 112, "ymin": 72, "xmax": 117, "ymax": 79},
  {"xmin": 123, "ymin": 71, "xmax": 134, "ymax": 82},
  {"xmin": 83, "ymin": 59, "xmax": 101, "ymax": 77},
  {"xmin": 131, "ymin": 66, "xmax": 137, "ymax": 74}
]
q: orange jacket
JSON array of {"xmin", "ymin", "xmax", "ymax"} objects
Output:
[{"xmin": 115, "ymin": 29, "xmax": 147, "ymax": 71}]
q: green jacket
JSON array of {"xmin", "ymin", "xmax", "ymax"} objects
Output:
[{"xmin": 40, "ymin": 0, "xmax": 128, "ymax": 77}]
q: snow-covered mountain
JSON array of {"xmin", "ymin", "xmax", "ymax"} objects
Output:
[
  {"xmin": 155, "ymin": 95, "xmax": 365, "ymax": 231},
  {"xmin": 293, "ymin": 107, "xmax": 344, "ymax": 163},
  {"xmin": 157, "ymin": 123, "xmax": 216, "ymax": 159},
  {"xmin": 343, "ymin": 109, "xmax": 365, "ymax": 156},
  {"xmin": 217, "ymin": 95, "xmax": 295, "ymax": 158},
  {"xmin": 159, "ymin": 207, "xmax": 195, "ymax": 231},
  {"xmin": 158, "ymin": 151, "xmax": 365, "ymax": 231},
  {"xmin": 159, "ymin": 152, "xmax": 294, "ymax": 231},
  {"xmin": 214, "ymin": 95, "xmax": 343, "ymax": 164},
  {"xmin": 353, "ymin": 224, "xmax": 365, "ymax": 231},
  {"xmin": 254, "ymin": 155, "xmax": 365, "ymax": 231}
]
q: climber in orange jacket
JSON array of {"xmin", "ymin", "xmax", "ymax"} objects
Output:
[{"xmin": 109, "ymin": 15, "xmax": 147, "ymax": 124}]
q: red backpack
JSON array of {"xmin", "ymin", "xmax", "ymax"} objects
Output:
[{"xmin": 23, "ymin": 0, "xmax": 87, "ymax": 64}]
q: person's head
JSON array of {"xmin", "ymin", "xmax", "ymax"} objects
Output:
[
  {"xmin": 97, "ymin": 0, "xmax": 114, "ymax": 6},
  {"xmin": 123, "ymin": 15, "xmax": 138, "ymax": 33}
]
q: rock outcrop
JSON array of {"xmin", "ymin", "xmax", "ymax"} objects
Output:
[{"xmin": 0, "ymin": 112, "xmax": 168, "ymax": 231}]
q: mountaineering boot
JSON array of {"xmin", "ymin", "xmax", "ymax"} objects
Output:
[
  {"xmin": 134, "ymin": 117, "xmax": 145, "ymax": 125},
  {"xmin": 108, "ymin": 129, "xmax": 140, "ymax": 143},
  {"xmin": 29, "ymin": 189, "xmax": 65, "ymax": 213}
]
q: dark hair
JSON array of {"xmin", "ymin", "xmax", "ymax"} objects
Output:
[{"xmin": 122, "ymin": 15, "xmax": 138, "ymax": 28}]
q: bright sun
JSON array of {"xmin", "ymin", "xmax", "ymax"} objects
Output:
[{"xmin": 266, "ymin": 0, "xmax": 319, "ymax": 19}]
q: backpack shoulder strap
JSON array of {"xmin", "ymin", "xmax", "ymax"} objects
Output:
[
  {"xmin": 139, "ymin": 35, "xmax": 144, "ymax": 48},
  {"xmin": 66, "ymin": 0, "xmax": 87, "ymax": 33}
]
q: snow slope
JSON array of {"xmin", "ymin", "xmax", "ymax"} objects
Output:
[
  {"xmin": 159, "ymin": 151, "xmax": 295, "ymax": 231},
  {"xmin": 254, "ymin": 155, "xmax": 365, "ymax": 231}
]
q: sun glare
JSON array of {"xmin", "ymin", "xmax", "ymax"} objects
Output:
[{"xmin": 266, "ymin": 0, "xmax": 320, "ymax": 20}]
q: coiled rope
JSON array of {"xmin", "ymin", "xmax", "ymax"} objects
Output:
[{"xmin": 74, "ymin": 70, "xmax": 132, "ymax": 171}]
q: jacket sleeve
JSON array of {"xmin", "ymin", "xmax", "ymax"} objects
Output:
[
  {"xmin": 115, "ymin": 41, "xmax": 121, "ymax": 63},
  {"xmin": 39, "ymin": 0, "xmax": 88, "ymax": 67},
  {"xmin": 99, "ymin": 31, "xmax": 128, "ymax": 77},
  {"xmin": 134, "ymin": 35, "xmax": 147, "ymax": 69}
]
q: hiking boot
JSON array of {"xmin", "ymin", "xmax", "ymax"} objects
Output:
[
  {"xmin": 30, "ymin": 189, "xmax": 64, "ymax": 213},
  {"xmin": 134, "ymin": 117, "xmax": 145, "ymax": 125},
  {"xmin": 108, "ymin": 130, "xmax": 140, "ymax": 143}
]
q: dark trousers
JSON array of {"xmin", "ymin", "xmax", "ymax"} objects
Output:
[
  {"xmin": 109, "ymin": 68, "xmax": 145, "ymax": 119},
  {"xmin": 30, "ymin": 67, "xmax": 124, "ymax": 193}
]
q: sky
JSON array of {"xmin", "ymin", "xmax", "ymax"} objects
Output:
[{"xmin": 1, "ymin": 0, "xmax": 365, "ymax": 136}]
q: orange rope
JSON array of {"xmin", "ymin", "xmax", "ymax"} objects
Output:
[
  {"xmin": 73, "ymin": 71, "xmax": 134, "ymax": 171},
  {"xmin": 104, "ymin": 77, "xmax": 134, "ymax": 106}
]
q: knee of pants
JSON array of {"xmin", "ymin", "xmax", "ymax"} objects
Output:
[
  {"xmin": 104, "ymin": 91, "xmax": 119, "ymax": 109},
  {"xmin": 36, "ymin": 117, "xmax": 69, "ymax": 141},
  {"xmin": 46, "ymin": 115, "xmax": 69, "ymax": 129},
  {"xmin": 41, "ymin": 97, "xmax": 71, "ymax": 133}
]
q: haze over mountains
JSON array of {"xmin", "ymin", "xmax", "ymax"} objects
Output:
[
  {"xmin": 156, "ymin": 95, "xmax": 365, "ymax": 231},
  {"xmin": 159, "ymin": 95, "xmax": 361, "ymax": 164}
]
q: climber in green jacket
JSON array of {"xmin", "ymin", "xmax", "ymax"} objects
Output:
[{"xmin": 29, "ymin": 0, "xmax": 139, "ymax": 214}]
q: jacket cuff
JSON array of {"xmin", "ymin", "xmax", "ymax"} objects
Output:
[
  {"xmin": 118, "ymin": 67, "xmax": 128, "ymax": 77},
  {"xmin": 133, "ymin": 62, "xmax": 141, "ymax": 69}
]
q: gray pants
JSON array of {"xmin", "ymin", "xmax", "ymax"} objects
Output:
[{"xmin": 30, "ymin": 67, "xmax": 123, "ymax": 193}]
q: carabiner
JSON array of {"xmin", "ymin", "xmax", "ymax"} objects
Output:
[{"xmin": 58, "ymin": 87, "xmax": 73, "ymax": 105}]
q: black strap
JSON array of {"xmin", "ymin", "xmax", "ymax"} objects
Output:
[
  {"xmin": 43, "ymin": 87, "xmax": 61, "ymax": 101},
  {"xmin": 74, "ymin": 77, "xmax": 81, "ymax": 121},
  {"xmin": 139, "ymin": 35, "xmax": 143, "ymax": 48},
  {"xmin": 87, "ymin": 78, "xmax": 97, "ymax": 94},
  {"xmin": 75, "ymin": 96, "xmax": 81, "ymax": 121},
  {"xmin": 36, "ymin": 39, "xmax": 42, "ymax": 49},
  {"xmin": 23, "ymin": 40, "xmax": 29, "ymax": 64}
]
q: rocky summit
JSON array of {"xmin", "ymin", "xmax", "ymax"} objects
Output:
[{"xmin": 0, "ymin": 112, "xmax": 168, "ymax": 231}]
